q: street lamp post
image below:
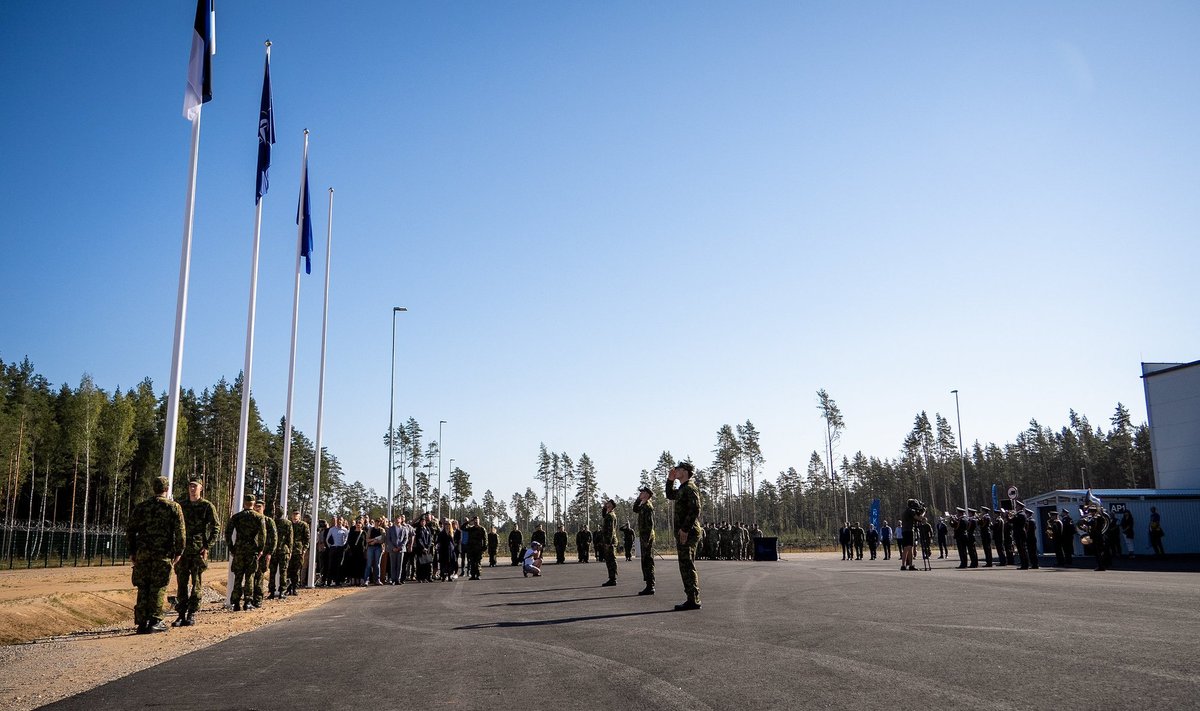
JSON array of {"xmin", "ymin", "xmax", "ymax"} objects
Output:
[
  {"xmin": 448, "ymin": 458, "xmax": 455, "ymax": 521},
  {"xmin": 951, "ymin": 389, "xmax": 969, "ymax": 513},
  {"xmin": 438, "ymin": 420, "xmax": 446, "ymax": 521},
  {"xmin": 387, "ymin": 307, "xmax": 407, "ymax": 520}
]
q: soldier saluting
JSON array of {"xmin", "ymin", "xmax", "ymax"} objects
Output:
[
  {"xmin": 633, "ymin": 485, "xmax": 655, "ymax": 595},
  {"xmin": 126, "ymin": 476, "xmax": 186, "ymax": 634},
  {"xmin": 666, "ymin": 461, "xmax": 702, "ymax": 611}
]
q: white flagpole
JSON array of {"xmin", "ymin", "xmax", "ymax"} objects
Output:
[
  {"xmin": 229, "ymin": 41, "xmax": 271, "ymax": 603},
  {"xmin": 161, "ymin": 107, "xmax": 204, "ymax": 500},
  {"xmin": 308, "ymin": 187, "xmax": 334, "ymax": 587},
  {"xmin": 281, "ymin": 130, "xmax": 308, "ymax": 517}
]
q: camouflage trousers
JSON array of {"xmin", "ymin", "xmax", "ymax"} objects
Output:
[
  {"xmin": 132, "ymin": 555, "xmax": 172, "ymax": 625},
  {"xmin": 288, "ymin": 548, "xmax": 306, "ymax": 590},
  {"xmin": 174, "ymin": 553, "xmax": 208, "ymax": 614},
  {"xmin": 640, "ymin": 535, "xmax": 655, "ymax": 586},
  {"xmin": 253, "ymin": 554, "xmax": 270, "ymax": 604},
  {"xmin": 229, "ymin": 548, "xmax": 259, "ymax": 605},
  {"xmin": 600, "ymin": 543, "xmax": 618, "ymax": 581},
  {"xmin": 676, "ymin": 530, "xmax": 701, "ymax": 604},
  {"xmin": 269, "ymin": 547, "xmax": 290, "ymax": 595}
]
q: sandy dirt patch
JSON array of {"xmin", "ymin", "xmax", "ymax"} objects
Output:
[{"xmin": 0, "ymin": 563, "xmax": 359, "ymax": 710}]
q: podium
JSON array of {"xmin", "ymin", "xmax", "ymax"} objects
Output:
[{"xmin": 753, "ymin": 537, "xmax": 778, "ymax": 561}]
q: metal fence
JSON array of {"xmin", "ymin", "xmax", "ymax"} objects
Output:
[{"xmin": 2, "ymin": 527, "xmax": 229, "ymax": 569}]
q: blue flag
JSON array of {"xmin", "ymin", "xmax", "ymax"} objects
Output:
[
  {"xmin": 183, "ymin": 0, "xmax": 215, "ymax": 120},
  {"xmin": 255, "ymin": 52, "xmax": 274, "ymax": 203},
  {"xmin": 297, "ymin": 154, "xmax": 313, "ymax": 274},
  {"xmin": 869, "ymin": 499, "xmax": 880, "ymax": 530},
  {"xmin": 991, "ymin": 484, "xmax": 999, "ymax": 512}
]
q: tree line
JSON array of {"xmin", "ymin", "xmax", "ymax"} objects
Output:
[{"xmin": 0, "ymin": 356, "xmax": 351, "ymax": 560}]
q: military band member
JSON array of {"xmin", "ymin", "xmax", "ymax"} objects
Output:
[
  {"xmin": 965, "ymin": 509, "xmax": 979, "ymax": 568},
  {"xmin": 633, "ymin": 486, "xmax": 655, "ymax": 595},
  {"xmin": 1047, "ymin": 510, "xmax": 1064, "ymax": 566},
  {"xmin": 1059, "ymin": 509, "xmax": 1076, "ymax": 564},
  {"xmin": 1011, "ymin": 507, "xmax": 1029, "ymax": 570},
  {"xmin": 127, "ymin": 476, "xmax": 186, "ymax": 634},
  {"xmin": 991, "ymin": 510, "xmax": 1007, "ymax": 566},
  {"xmin": 173, "ymin": 477, "xmax": 218, "ymax": 627},
  {"xmin": 666, "ymin": 461, "xmax": 702, "ymax": 610},
  {"xmin": 977, "ymin": 508, "xmax": 993, "ymax": 567},
  {"xmin": 1023, "ymin": 508, "xmax": 1040, "ymax": 569}
]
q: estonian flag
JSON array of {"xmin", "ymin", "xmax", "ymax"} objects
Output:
[
  {"xmin": 297, "ymin": 152, "xmax": 313, "ymax": 274},
  {"xmin": 256, "ymin": 51, "xmax": 275, "ymax": 203},
  {"xmin": 183, "ymin": 0, "xmax": 215, "ymax": 121}
]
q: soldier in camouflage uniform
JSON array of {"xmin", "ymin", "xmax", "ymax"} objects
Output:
[
  {"xmin": 288, "ymin": 511, "xmax": 310, "ymax": 595},
  {"xmin": 172, "ymin": 478, "xmax": 218, "ymax": 627},
  {"xmin": 126, "ymin": 476, "xmax": 185, "ymax": 633},
  {"xmin": 633, "ymin": 485, "xmax": 655, "ymax": 595},
  {"xmin": 666, "ymin": 461, "xmax": 702, "ymax": 611},
  {"xmin": 599, "ymin": 499, "xmax": 619, "ymax": 586},
  {"xmin": 253, "ymin": 501, "xmax": 278, "ymax": 606},
  {"xmin": 225, "ymin": 494, "xmax": 266, "ymax": 610},
  {"xmin": 268, "ymin": 505, "xmax": 292, "ymax": 599}
]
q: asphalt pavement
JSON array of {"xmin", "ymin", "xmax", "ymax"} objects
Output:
[{"xmin": 41, "ymin": 552, "xmax": 1200, "ymax": 710}]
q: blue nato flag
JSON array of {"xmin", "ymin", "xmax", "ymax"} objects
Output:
[
  {"xmin": 256, "ymin": 50, "xmax": 274, "ymax": 203},
  {"xmin": 297, "ymin": 153, "xmax": 313, "ymax": 274}
]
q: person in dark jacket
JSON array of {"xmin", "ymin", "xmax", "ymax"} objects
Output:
[
  {"xmin": 866, "ymin": 524, "xmax": 880, "ymax": 560},
  {"xmin": 487, "ymin": 526, "xmax": 499, "ymax": 567},
  {"xmin": 508, "ymin": 526, "xmax": 523, "ymax": 566},
  {"xmin": 553, "ymin": 525, "xmax": 568, "ymax": 564},
  {"xmin": 437, "ymin": 520, "xmax": 458, "ymax": 581}
]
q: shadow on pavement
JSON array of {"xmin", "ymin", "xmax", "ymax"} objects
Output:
[
  {"xmin": 479, "ymin": 585, "xmax": 600, "ymax": 596},
  {"xmin": 456, "ymin": 609, "xmax": 678, "ymax": 629},
  {"xmin": 488, "ymin": 594, "xmax": 641, "ymax": 607}
]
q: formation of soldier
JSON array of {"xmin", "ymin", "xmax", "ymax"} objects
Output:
[{"xmin": 696, "ymin": 520, "xmax": 761, "ymax": 561}]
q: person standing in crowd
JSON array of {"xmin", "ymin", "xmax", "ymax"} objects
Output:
[
  {"xmin": 314, "ymin": 519, "xmax": 329, "ymax": 585},
  {"xmin": 345, "ymin": 519, "xmax": 367, "ymax": 586},
  {"xmin": 1120, "ymin": 509, "xmax": 1135, "ymax": 558},
  {"xmin": 226, "ymin": 494, "xmax": 266, "ymax": 610},
  {"xmin": 364, "ymin": 517, "xmax": 385, "ymax": 585},
  {"xmin": 936, "ymin": 516, "xmax": 949, "ymax": 559},
  {"xmin": 576, "ymin": 527, "xmax": 591, "ymax": 563},
  {"xmin": 1011, "ymin": 508, "xmax": 1029, "ymax": 569},
  {"xmin": 965, "ymin": 509, "xmax": 979, "ymax": 568},
  {"xmin": 325, "ymin": 516, "xmax": 348, "ymax": 585},
  {"xmin": 1149, "ymin": 507, "xmax": 1166, "ymax": 556},
  {"xmin": 633, "ymin": 485, "xmax": 655, "ymax": 595},
  {"xmin": 173, "ymin": 478, "xmax": 217, "ymax": 627},
  {"xmin": 554, "ymin": 524, "xmax": 568, "ymax": 564},
  {"xmin": 531, "ymin": 523, "xmax": 547, "ymax": 552},
  {"xmin": 268, "ymin": 505, "xmax": 293, "ymax": 598},
  {"xmin": 386, "ymin": 515, "xmax": 409, "ymax": 585},
  {"xmin": 252, "ymin": 500, "xmax": 276, "ymax": 607},
  {"xmin": 508, "ymin": 525, "xmax": 523, "ymax": 566},
  {"xmin": 839, "ymin": 522, "xmax": 852, "ymax": 561},
  {"xmin": 487, "ymin": 525, "xmax": 499, "ymax": 567},
  {"xmin": 600, "ymin": 499, "xmax": 619, "ymax": 586},
  {"xmin": 866, "ymin": 524, "xmax": 879, "ymax": 560},
  {"xmin": 127, "ymin": 476, "xmax": 185, "ymax": 634},
  {"xmin": 288, "ymin": 511, "xmax": 309, "ymax": 596},
  {"xmin": 880, "ymin": 520, "xmax": 892, "ymax": 560},
  {"xmin": 523, "ymin": 541, "xmax": 543, "ymax": 577},
  {"xmin": 621, "ymin": 522, "xmax": 636, "ymax": 562},
  {"xmin": 1023, "ymin": 508, "xmax": 1040, "ymax": 569},
  {"xmin": 666, "ymin": 461, "xmax": 702, "ymax": 611},
  {"xmin": 459, "ymin": 519, "xmax": 470, "ymax": 573},
  {"xmin": 850, "ymin": 522, "xmax": 865, "ymax": 560},
  {"xmin": 900, "ymin": 499, "xmax": 920, "ymax": 572},
  {"xmin": 466, "ymin": 516, "xmax": 487, "ymax": 580},
  {"xmin": 437, "ymin": 520, "xmax": 457, "ymax": 582},
  {"xmin": 414, "ymin": 514, "xmax": 435, "ymax": 582},
  {"xmin": 951, "ymin": 508, "xmax": 968, "ymax": 568}
]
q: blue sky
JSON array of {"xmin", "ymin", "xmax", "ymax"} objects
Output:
[{"xmin": 1, "ymin": 2, "xmax": 1197, "ymax": 505}]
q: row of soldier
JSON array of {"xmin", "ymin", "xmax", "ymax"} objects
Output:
[{"xmin": 125, "ymin": 476, "xmax": 311, "ymax": 634}]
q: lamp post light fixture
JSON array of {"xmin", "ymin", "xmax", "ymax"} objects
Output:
[
  {"xmin": 951, "ymin": 389, "xmax": 969, "ymax": 513},
  {"xmin": 387, "ymin": 306, "xmax": 407, "ymax": 520}
]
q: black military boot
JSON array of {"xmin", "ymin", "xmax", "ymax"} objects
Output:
[
  {"xmin": 638, "ymin": 585, "xmax": 655, "ymax": 596},
  {"xmin": 171, "ymin": 610, "xmax": 187, "ymax": 627},
  {"xmin": 601, "ymin": 579, "xmax": 617, "ymax": 587},
  {"xmin": 183, "ymin": 611, "xmax": 196, "ymax": 627},
  {"xmin": 135, "ymin": 620, "xmax": 149, "ymax": 634},
  {"xmin": 146, "ymin": 618, "xmax": 169, "ymax": 633},
  {"xmin": 673, "ymin": 597, "xmax": 702, "ymax": 611}
]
